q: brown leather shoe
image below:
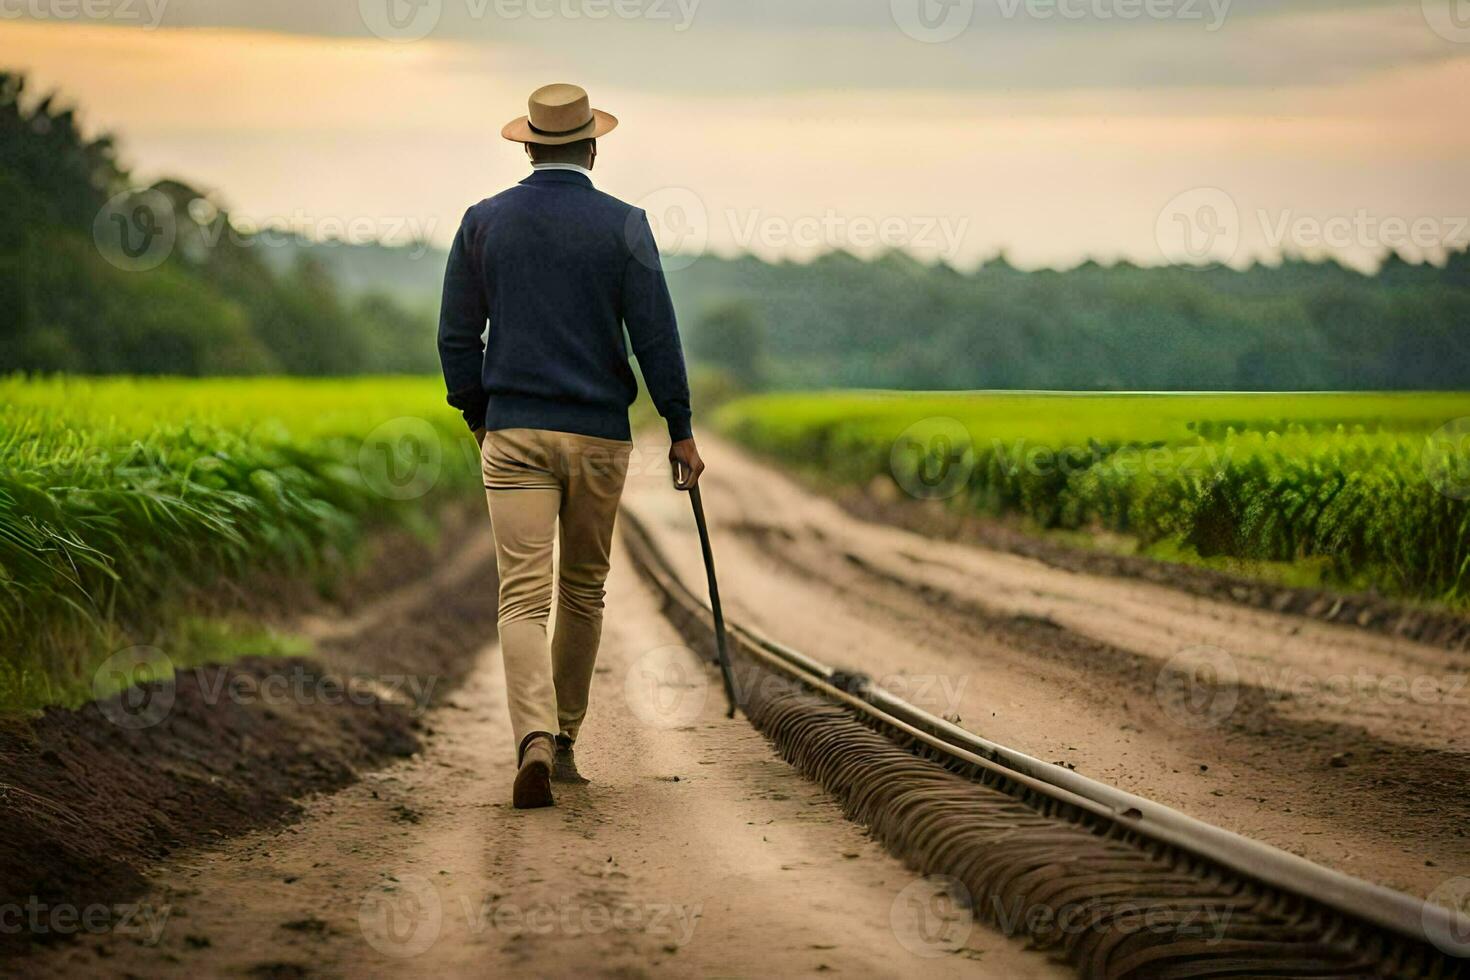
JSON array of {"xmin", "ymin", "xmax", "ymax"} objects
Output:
[
  {"xmin": 513, "ymin": 732, "xmax": 555, "ymax": 809},
  {"xmin": 553, "ymin": 734, "xmax": 590, "ymax": 785}
]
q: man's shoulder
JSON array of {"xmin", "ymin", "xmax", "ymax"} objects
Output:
[
  {"xmin": 461, "ymin": 182, "xmax": 643, "ymax": 223},
  {"xmin": 583, "ymin": 186, "xmax": 640, "ymax": 214}
]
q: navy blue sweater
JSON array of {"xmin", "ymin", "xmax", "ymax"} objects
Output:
[{"xmin": 436, "ymin": 169, "xmax": 693, "ymax": 443}]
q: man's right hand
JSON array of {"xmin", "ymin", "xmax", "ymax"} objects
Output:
[
  {"xmin": 474, "ymin": 427, "xmax": 488, "ymax": 448},
  {"xmin": 670, "ymin": 438, "xmax": 705, "ymax": 491}
]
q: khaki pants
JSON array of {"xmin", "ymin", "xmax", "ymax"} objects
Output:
[{"xmin": 481, "ymin": 428, "xmax": 632, "ymax": 754}]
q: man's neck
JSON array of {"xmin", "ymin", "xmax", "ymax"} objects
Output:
[{"xmin": 532, "ymin": 162, "xmax": 593, "ymax": 180}]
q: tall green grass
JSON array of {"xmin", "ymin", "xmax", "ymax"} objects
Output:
[
  {"xmin": 716, "ymin": 391, "xmax": 1470, "ymax": 605},
  {"xmin": 1, "ymin": 376, "xmax": 482, "ymax": 711}
]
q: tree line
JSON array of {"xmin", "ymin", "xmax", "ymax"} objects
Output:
[
  {"xmin": 673, "ymin": 248, "xmax": 1470, "ymax": 392},
  {"xmin": 0, "ymin": 72, "xmax": 436, "ymax": 377},
  {"xmin": 3, "ymin": 71, "xmax": 1466, "ymax": 391}
]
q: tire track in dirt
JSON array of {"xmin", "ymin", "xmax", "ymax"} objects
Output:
[
  {"xmin": 731, "ymin": 518, "xmax": 1470, "ymax": 868},
  {"xmin": 618, "ymin": 434, "xmax": 1469, "ymax": 903}
]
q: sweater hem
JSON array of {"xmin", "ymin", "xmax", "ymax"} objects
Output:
[{"xmin": 483, "ymin": 394, "xmax": 633, "ymax": 442}]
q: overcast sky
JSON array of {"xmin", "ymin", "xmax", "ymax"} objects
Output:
[{"xmin": 6, "ymin": 0, "xmax": 1469, "ymax": 269}]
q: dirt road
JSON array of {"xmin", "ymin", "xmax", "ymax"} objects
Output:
[
  {"xmin": 16, "ymin": 433, "xmax": 1466, "ymax": 976},
  {"xmin": 19, "ymin": 492, "xmax": 1063, "ymax": 978},
  {"xmin": 620, "ymin": 434, "xmax": 1468, "ymax": 904}
]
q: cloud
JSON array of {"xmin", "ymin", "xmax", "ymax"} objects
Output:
[{"xmin": 12, "ymin": 0, "xmax": 1465, "ymax": 94}]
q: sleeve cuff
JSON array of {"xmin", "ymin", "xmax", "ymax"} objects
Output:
[
  {"xmin": 666, "ymin": 415, "xmax": 693, "ymax": 443},
  {"xmin": 446, "ymin": 388, "xmax": 488, "ymax": 431}
]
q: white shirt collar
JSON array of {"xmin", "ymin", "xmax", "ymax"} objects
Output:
[{"xmin": 532, "ymin": 163, "xmax": 593, "ymax": 182}]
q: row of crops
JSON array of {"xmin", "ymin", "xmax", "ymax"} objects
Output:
[
  {"xmin": 0, "ymin": 376, "xmax": 481, "ymax": 712},
  {"xmin": 714, "ymin": 392, "xmax": 1470, "ymax": 605}
]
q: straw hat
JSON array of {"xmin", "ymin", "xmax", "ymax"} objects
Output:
[{"xmin": 501, "ymin": 83, "xmax": 618, "ymax": 145}]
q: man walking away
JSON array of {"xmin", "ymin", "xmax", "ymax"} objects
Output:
[{"xmin": 437, "ymin": 83, "xmax": 705, "ymax": 809}]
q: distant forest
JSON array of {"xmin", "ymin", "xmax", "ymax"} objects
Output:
[
  {"xmin": 671, "ymin": 249, "xmax": 1470, "ymax": 391},
  {"xmin": 4, "ymin": 72, "xmax": 1468, "ymax": 391},
  {"xmin": 0, "ymin": 72, "xmax": 434, "ymax": 376}
]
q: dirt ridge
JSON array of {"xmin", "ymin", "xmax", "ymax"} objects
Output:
[{"xmin": 0, "ymin": 505, "xmax": 498, "ymax": 961}]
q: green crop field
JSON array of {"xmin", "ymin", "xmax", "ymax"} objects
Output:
[
  {"xmin": 0, "ymin": 376, "xmax": 480, "ymax": 713},
  {"xmin": 715, "ymin": 391, "xmax": 1470, "ymax": 606}
]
